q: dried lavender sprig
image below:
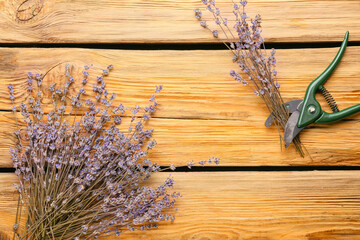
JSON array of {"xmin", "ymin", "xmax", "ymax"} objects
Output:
[
  {"xmin": 194, "ymin": 0, "xmax": 304, "ymax": 156},
  {"xmin": 8, "ymin": 64, "xmax": 219, "ymax": 239}
]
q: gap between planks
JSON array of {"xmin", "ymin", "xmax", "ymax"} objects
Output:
[{"xmin": 0, "ymin": 41, "xmax": 360, "ymax": 51}]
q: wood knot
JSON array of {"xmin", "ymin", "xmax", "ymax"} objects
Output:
[{"xmin": 15, "ymin": 0, "xmax": 44, "ymax": 22}]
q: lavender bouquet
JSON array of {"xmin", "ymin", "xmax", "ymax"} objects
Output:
[
  {"xmin": 194, "ymin": 0, "xmax": 304, "ymax": 156},
  {"xmin": 8, "ymin": 64, "xmax": 218, "ymax": 239}
]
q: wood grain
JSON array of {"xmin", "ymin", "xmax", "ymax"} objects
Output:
[
  {"xmin": 0, "ymin": 0, "xmax": 359, "ymax": 43},
  {"xmin": 1, "ymin": 171, "xmax": 360, "ymax": 239},
  {"xmin": 0, "ymin": 47, "xmax": 359, "ymax": 120},
  {"xmin": 0, "ymin": 47, "xmax": 359, "ymax": 167},
  {"xmin": 0, "ymin": 112, "xmax": 359, "ymax": 168}
]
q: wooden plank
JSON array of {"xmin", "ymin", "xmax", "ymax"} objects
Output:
[
  {"xmin": 0, "ymin": 47, "xmax": 359, "ymax": 120},
  {"xmin": 0, "ymin": 112, "xmax": 359, "ymax": 168},
  {"xmin": 1, "ymin": 171, "xmax": 360, "ymax": 239},
  {"xmin": 0, "ymin": 47, "xmax": 359, "ymax": 167},
  {"xmin": 0, "ymin": 0, "xmax": 359, "ymax": 43}
]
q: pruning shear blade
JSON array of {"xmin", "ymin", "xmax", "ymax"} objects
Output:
[
  {"xmin": 263, "ymin": 32, "xmax": 359, "ymax": 148},
  {"xmin": 265, "ymin": 99, "xmax": 303, "ymax": 127},
  {"xmin": 284, "ymin": 102, "xmax": 305, "ymax": 148}
]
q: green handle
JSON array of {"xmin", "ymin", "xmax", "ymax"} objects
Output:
[
  {"xmin": 297, "ymin": 31, "xmax": 350, "ymax": 128},
  {"xmin": 317, "ymin": 104, "xmax": 360, "ymax": 123}
]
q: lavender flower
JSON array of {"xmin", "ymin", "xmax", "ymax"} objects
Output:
[
  {"xmin": 170, "ymin": 164, "xmax": 176, "ymax": 171},
  {"xmin": 194, "ymin": 9, "xmax": 202, "ymax": 19},
  {"xmin": 155, "ymin": 85, "xmax": 163, "ymax": 93},
  {"xmin": 195, "ymin": 1, "xmax": 304, "ymax": 156},
  {"xmin": 212, "ymin": 30, "xmax": 218, "ymax": 38},
  {"xmin": 8, "ymin": 64, "xmax": 219, "ymax": 239},
  {"xmin": 200, "ymin": 21, "xmax": 207, "ymax": 28},
  {"xmin": 187, "ymin": 161, "xmax": 194, "ymax": 169}
]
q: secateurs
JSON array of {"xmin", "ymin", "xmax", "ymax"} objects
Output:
[{"xmin": 265, "ymin": 31, "xmax": 360, "ymax": 147}]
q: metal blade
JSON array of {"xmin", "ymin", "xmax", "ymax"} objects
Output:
[
  {"xmin": 284, "ymin": 109, "xmax": 305, "ymax": 148},
  {"xmin": 264, "ymin": 113, "xmax": 275, "ymax": 127},
  {"xmin": 265, "ymin": 100, "xmax": 303, "ymax": 127}
]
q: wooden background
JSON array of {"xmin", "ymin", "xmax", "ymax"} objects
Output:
[{"xmin": 0, "ymin": 0, "xmax": 360, "ymax": 239}]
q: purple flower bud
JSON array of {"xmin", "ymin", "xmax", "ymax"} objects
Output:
[
  {"xmin": 35, "ymin": 73, "xmax": 41, "ymax": 80},
  {"xmin": 240, "ymin": 0, "xmax": 248, "ymax": 6},
  {"xmin": 114, "ymin": 115, "xmax": 122, "ymax": 124},
  {"xmin": 200, "ymin": 21, "xmax": 207, "ymax": 28},
  {"xmin": 82, "ymin": 225, "xmax": 89, "ymax": 234},
  {"xmin": 13, "ymin": 224, "xmax": 19, "ymax": 230},
  {"xmin": 49, "ymin": 84, "xmax": 55, "ymax": 92},
  {"xmin": 103, "ymin": 89, "xmax": 108, "ymax": 97},
  {"xmin": 77, "ymin": 185, "xmax": 85, "ymax": 192},
  {"xmin": 109, "ymin": 93, "xmax": 117, "ymax": 101},
  {"xmin": 155, "ymin": 85, "xmax": 163, "ymax": 93},
  {"xmin": 194, "ymin": 9, "xmax": 202, "ymax": 20},
  {"xmin": 212, "ymin": 30, "xmax": 218, "ymax": 38},
  {"xmin": 223, "ymin": 18, "xmax": 228, "ymax": 26},
  {"xmin": 187, "ymin": 161, "xmax": 194, "ymax": 169}
]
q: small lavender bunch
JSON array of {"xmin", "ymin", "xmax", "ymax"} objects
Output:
[
  {"xmin": 194, "ymin": 0, "xmax": 304, "ymax": 156},
  {"xmin": 8, "ymin": 64, "xmax": 219, "ymax": 239}
]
